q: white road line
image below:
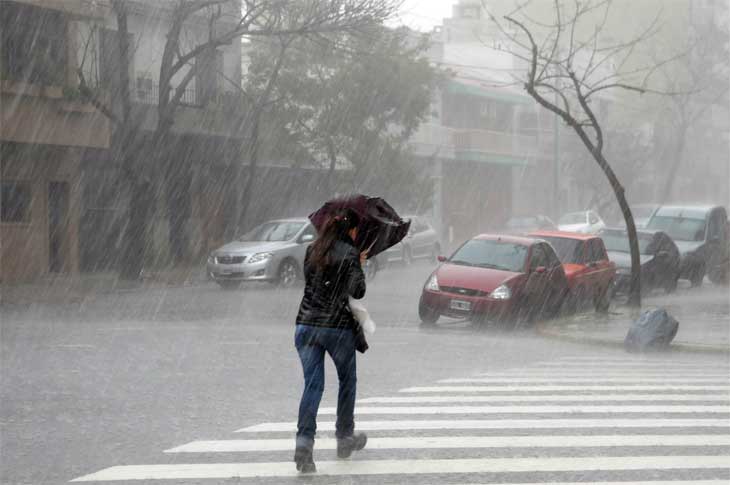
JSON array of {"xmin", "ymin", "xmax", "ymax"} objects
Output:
[
  {"xmin": 473, "ymin": 372, "xmax": 728, "ymax": 377},
  {"xmin": 70, "ymin": 455, "xmax": 730, "ymax": 481},
  {"xmin": 401, "ymin": 385, "xmax": 730, "ymax": 393},
  {"xmin": 440, "ymin": 377, "xmax": 729, "ymax": 384},
  {"xmin": 236, "ymin": 418, "xmax": 730, "ymax": 433},
  {"xmin": 359, "ymin": 394, "xmax": 730, "ymax": 404},
  {"xmin": 556, "ymin": 357, "xmax": 723, "ymax": 362},
  {"xmin": 535, "ymin": 361, "xmax": 728, "ymax": 367},
  {"xmin": 165, "ymin": 434, "xmax": 730, "ymax": 453},
  {"xmin": 423, "ymin": 482, "xmax": 730, "ymax": 485},
  {"xmin": 318, "ymin": 404, "xmax": 730, "ymax": 415}
]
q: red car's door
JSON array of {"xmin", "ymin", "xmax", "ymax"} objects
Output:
[{"xmin": 585, "ymin": 238, "xmax": 615, "ymax": 293}]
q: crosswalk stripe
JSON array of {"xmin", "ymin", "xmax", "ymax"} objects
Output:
[
  {"xmin": 165, "ymin": 434, "xmax": 730, "ymax": 453},
  {"xmin": 401, "ymin": 385, "xmax": 730, "ymax": 392},
  {"xmin": 473, "ymin": 372, "xmax": 728, "ymax": 377},
  {"xmin": 526, "ymin": 362, "xmax": 726, "ymax": 367},
  {"xmin": 359, "ymin": 394, "xmax": 730, "ymax": 404},
  {"xmin": 556, "ymin": 357, "xmax": 722, "ymax": 362},
  {"xmin": 440, "ymin": 377, "xmax": 729, "ymax": 383},
  {"xmin": 69, "ymin": 455, "xmax": 730, "ymax": 481},
  {"xmin": 423, "ymin": 482, "xmax": 730, "ymax": 485},
  {"xmin": 236, "ymin": 418, "xmax": 730, "ymax": 433},
  {"xmin": 318, "ymin": 404, "xmax": 730, "ymax": 415}
]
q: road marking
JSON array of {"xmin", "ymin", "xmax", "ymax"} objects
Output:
[
  {"xmin": 440, "ymin": 377, "xmax": 729, "ymax": 383},
  {"xmin": 236, "ymin": 418, "xmax": 730, "ymax": 433},
  {"xmin": 532, "ymin": 361, "xmax": 727, "ymax": 367},
  {"xmin": 422, "ymin": 482, "xmax": 730, "ymax": 485},
  {"xmin": 473, "ymin": 371, "xmax": 729, "ymax": 377},
  {"xmin": 318, "ymin": 404, "xmax": 730, "ymax": 415},
  {"xmin": 70, "ymin": 455, "xmax": 730, "ymax": 481},
  {"xmin": 401, "ymin": 385, "xmax": 730, "ymax": 393},
  {"xmin": 166, "ymin": 434, "xmax": 730, "ymax": 453},
  {"xmin": 359, "ymin": 394, "xmax": 730, "ymax": 404}
]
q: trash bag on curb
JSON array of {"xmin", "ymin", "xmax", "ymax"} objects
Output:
[{"xmin": 624, "ymin": 308, "xmax": 679, "ymax": 352}]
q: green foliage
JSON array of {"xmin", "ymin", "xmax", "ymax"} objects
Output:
[{"xmin": 246, "ymin": 25, "xmax": 444, "ymax": 200}]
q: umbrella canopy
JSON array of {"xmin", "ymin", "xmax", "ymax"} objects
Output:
[{"xmin": 309, "ymin": 195, "xmax": 411, "ymax": 259}]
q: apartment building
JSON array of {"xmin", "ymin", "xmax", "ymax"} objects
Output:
[{"xmin": 1, "ymin": 0, "xmax": 243, "ymax": 282}]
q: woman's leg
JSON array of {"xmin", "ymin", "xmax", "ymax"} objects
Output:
[
  {"xmin": 327, "ymin": 330, "xmax": 357, "ymax": 439},
  {"xmin": 295, "ymin": 325, "xmax": 326, "ymax": 451}
]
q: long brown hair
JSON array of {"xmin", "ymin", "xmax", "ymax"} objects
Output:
[{"xmin": 309, "ymin": 208, "xmax": 360, "ymax": 270}]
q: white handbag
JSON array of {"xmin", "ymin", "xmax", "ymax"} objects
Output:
[{"xmin": 348, "ymin": 297, "xmax": 376, "ymax": 335}]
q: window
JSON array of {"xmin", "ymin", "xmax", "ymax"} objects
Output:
[
  {"xmin": 239, "ymin": 221, "xmax": 305, "ymax": 242},
  {"xmin": 1, "ymin": 2, "xmax": 67, "ymax": 85},
  {"xmin": 586, "ymin": 239, "xmax": 607, "ymax": 262},
  {"xmin": 529, "ymin": 244, "xmax": 548, "ymax": 270},
  {"xmin": 449, "ymin": 239, "xmax": 527, "ymax": 273},
  {"xmin": 541, "ymin": 237, "xmax": 582, "ymax": 264},
  {"xmin": 1, "ymin": 181, "xmax": 32, "ymax": 223},
  {"xmin": 708, "ymin": 210, "xmax": 725, "ymax": 241}
]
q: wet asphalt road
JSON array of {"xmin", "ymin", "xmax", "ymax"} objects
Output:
[{"xmin": 1, "ymin": 262, "xmax": 729, "ymax": 484}]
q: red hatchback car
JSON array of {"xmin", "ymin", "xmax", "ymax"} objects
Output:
[
  {"xmin": 419, "ymin": 235, "xmax": 570, "ymax": 328},
  {"xmin": 528, "ymin": 231, "xmax": 616, "ymax": 311}
]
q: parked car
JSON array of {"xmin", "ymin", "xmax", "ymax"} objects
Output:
[
  {"xmin": 558, "ymin": 210, "xmax": 606, "ymax": 234},
  {"xmin": 207, "ymin": 218, "xmax": 378, "ymax": 289},
  {"xmin": 600, "ymin": 228, "xmax": 681, "ymax": 294},
  {"xmin": 381, "ymin": 215, "xmax": 440, "ymax": 265},
  {"xmin": 529, "ymin": 230, "xmax": 616, "ymax": 311},
  {"xmin": 646, "ymin": 205, "xmax": 729, "ymax": 286},
  {"xmin": 504, "ymin": 214, "xmax": 557, "ymax": 234},
  {"xmin": 418, "ymin": 234, "xmax": 569, "ymax": 328}
]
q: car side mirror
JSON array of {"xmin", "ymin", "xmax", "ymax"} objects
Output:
[
  {"xmin": 535, "ymin": 266, "xmax": 547, "ymax": 274},
  {"xmin": 300, "ymin": 234, "xmax": 315, "ymax": 244},
  {"xmin": 437, "ymin": 255, "xmax": 447, "ymax": 262}
]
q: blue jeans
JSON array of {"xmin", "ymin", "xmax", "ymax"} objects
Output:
[{"xmin": 295, "ymin": 324, "xmax": 357, "ymax": 449}]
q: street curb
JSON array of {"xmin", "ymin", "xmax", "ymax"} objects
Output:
[{"xmin": 536, "ymin": 324, "xmax": 730, "ymax": 355}]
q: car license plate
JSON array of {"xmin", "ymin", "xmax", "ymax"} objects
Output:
[{"xmin": 450, "ymin": 299, "xmax": 471, "ymax": 311}]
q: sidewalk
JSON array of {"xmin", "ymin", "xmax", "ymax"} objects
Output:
[
  {"xmin": 538, "ymin": 284, "xmax": 730, "ymax": 354},
  {"xmin": 0, "ymin": 267, "xmax": 210, "ymax": 306}
]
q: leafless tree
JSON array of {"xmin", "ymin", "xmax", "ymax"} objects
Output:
[
  {"xmin": 74, "ymin": 0, "xmax": 401, "ymax": 279},
  {"xmin": 488, "ymin": 0, "xmax": 682, "ymax": 307}
]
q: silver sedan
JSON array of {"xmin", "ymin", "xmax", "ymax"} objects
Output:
[{"xmin": 207, "ymin": 219, "xmax": 316, "ymax": 289}]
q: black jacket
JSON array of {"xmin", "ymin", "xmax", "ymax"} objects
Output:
[{"xmin": 296, "ymin": 236, "xmax": 366, "ymax": 329}]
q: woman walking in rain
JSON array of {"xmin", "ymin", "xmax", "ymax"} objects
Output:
[{"xmin": 293, "ymin": 208, "xmax": 369, "ymax": 473}]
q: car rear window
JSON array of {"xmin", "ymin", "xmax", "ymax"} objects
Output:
[
  {"xmin": 647, "ymin": 216, "xmax": 706, "ymax": 242},
  {"xmin": 449, "ymin": 239, "xmax": 527, "ymax": 273}
]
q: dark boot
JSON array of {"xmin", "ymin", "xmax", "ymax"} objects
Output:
[
  {"xmin": 294, "ymin": 446, "xmax": 316, "ymax": 473},
  {"xmin": 337, "ymin": 433, "xmax": 367, "ymax": 459}
]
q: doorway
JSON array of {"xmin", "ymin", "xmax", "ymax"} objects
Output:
[{"xmin": 48, "ymin": 181, "xmax": 69, "ymax": 273}]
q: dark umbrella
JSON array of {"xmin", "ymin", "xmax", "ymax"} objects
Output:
[{"xmin": 309, "ymin": 194, "xmax": 411, "ymax": 259}]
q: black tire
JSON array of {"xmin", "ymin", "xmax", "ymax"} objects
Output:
[
  {"xmin": 664, "ymin": 274, "xmax": 679, "ymax": 293},
  {"xmin": 690, "ymin": 263, "xmax": 705, "ymax": 287},
  {"xmin": 217, "ymin": 280, "xmax": 241, "ymax": 290},
  {"xmin": 277, "ymin": 259, "xmax": 299, "ymax": 288},
  {"xmin": 418, "ymin": 297, "xmax": 439, "ymax": 326},
  {"xmin": 594, "ymin": 285, "xmax": 610, "ymax": 313}
]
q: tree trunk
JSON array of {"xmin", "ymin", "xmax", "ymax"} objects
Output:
[{"xmin": 572, "ymin": 125, "xmax": 642, "ymax": 307}]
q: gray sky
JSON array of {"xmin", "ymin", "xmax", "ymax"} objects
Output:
[{"xmin": 394, "ymin": 0, "xmax": 459, "ymax": 31}]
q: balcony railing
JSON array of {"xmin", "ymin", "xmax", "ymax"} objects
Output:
[{"xmin": 134, "ymin": 84, "xmax": 200, "ymax": 106}]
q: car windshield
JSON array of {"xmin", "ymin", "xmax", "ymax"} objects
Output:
[
  {"xmin": 647, "ymin": 216, "xmax": 706, "ymax": 242},
  {"xmin": 448, "ymin": 239, "xmax": 527, "ymax": 272},
  {"xmin": 602, "ymin": 231, "xmax": 654, "ymax": 254},
  {"xmin": 540, "ymin": 237, "xmax": 583, "ymax": 263},
  {"xmin": 559, "ymin": 212, "xmax": 586, "ymax": 225},
  {"xmin": 239, "ymin": 222, "xmax": 304, "ymax": 242}
]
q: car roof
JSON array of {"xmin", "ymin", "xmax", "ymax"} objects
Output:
[
  {"xmin": 652, "ymin": 205, "xmax": 721, "ymax": 219},
  {"xmin": 473, "ymin": 234, "xmax": 537, "ymax": 246},
  {"xmin": 528, "ymin": 230, "xmax": 596, "ymax": 241}
]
